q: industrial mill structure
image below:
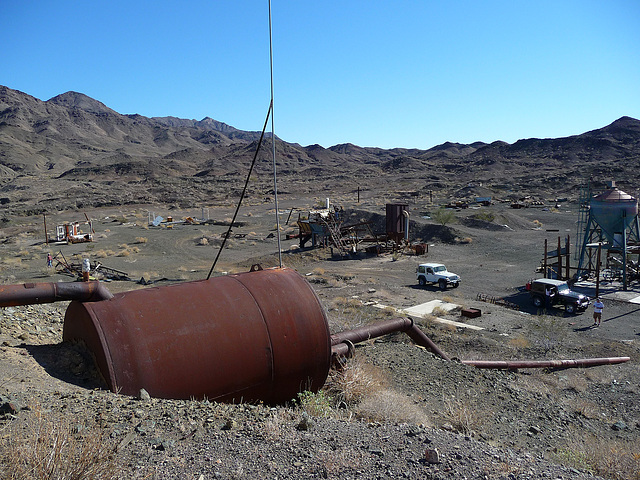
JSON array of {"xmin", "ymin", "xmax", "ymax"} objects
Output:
[{"xmin": 575, "ymin": 181, "xmax": 640, "ymax": 290}]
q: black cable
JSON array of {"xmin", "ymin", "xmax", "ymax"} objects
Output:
[{"xmin": 206, "ymin": 101, "xmax": 273, "ymax": 280}]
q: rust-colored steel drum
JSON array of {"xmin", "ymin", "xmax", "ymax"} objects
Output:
[{"xmin": 62, "ymin": 267, "xmax": 331, "ymax": 403}]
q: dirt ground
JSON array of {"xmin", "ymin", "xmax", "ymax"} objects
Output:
[{"xmin": 1, "ymin": 195, "xmax": 639, "ymax": 479}]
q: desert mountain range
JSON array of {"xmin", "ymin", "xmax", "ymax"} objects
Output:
[{"xmin": 1, "ymin": 85, "xmax": 639, "ymax": 214}]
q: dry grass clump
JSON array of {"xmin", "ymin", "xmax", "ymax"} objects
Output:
[
  {"xmin": 115, "ymin": 244, "xmax": 140, "ymax": 257},
  {"xmin": 508, "ymin": 335, "xmax": 531, "ymax": 349},
  {"xmin": 2, "ymin": 257, "xmax": 22, "ymax": 265},
  {"xmin": 134, "ymin": 236, "xmax": 148, "ymax": 244},
  {"xmin": 560, "ymin": 371, "xmax": 589, "ymax": 393},
  {"xmin": 355, "ymin": 390, "xmax": 429, "ymax": 425},
  {"xmin": 566, "ymin": 398, "xmax": 601, "ymax": 420},
  {"xmin": 324, "ymin": 356, "xmax": 389, "ymax": 406},
  {"xmin": 0, "ymin": 409, "xmax": 122, "ymax": 480},
  {"xmin": 261, "ymin": 408, "xmax": 297, "ymax": 441},
  {"xmin": 530, "ymin": 315, "xmax": 567, "ymax": 353},
  {"xmin": 324, "ymin": 355, "xmax": 429, "ymax": 426},
  {"xmin": 553, "ymin": 433, "xmax": 640, "ymax": 480},
  {"xmin": 332, "ymin": 296, "xmax": 363, "ymax": 312},
  {"xmin": 317, "ymin": 447, "xmax": 365, "ymax": 477},
  {"xmin": 93, "ymin": 249, "xmax": 116, "ymax": 259},
  {"xmin": 442, "ymin": 395, "xmax": 484, "ymax": 436},
  {"xmin": 431, "ymin": 306, "xmax": 449, "ymax": 317}
]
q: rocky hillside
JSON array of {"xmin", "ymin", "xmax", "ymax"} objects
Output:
[{"xmin": 1, "ymin": 85, "xmax": 639, "ymax": 214}]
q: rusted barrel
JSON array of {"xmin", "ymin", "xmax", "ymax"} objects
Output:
[{"xmin": 63, "ymin": 267, "xmax": 331, "ymax": 403}]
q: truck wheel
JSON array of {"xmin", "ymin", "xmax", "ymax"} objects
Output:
[
  {"xmin": 532, "ymin": 296, "xmax": 543, "ymax": 308},
  {"xmin": 566, "ymin": 303, "xmax": 576, "ymax": 314},
  {"xmin": 453, "ymin": 283, "xmax": 459, "ymax": 288},
  {"xmin": 438, "ymin": 279, "xmax": 447, "ymax": 290},
  {"xmin": 418, "ymin": 277, "xmax": 426, "ymax": 286}
]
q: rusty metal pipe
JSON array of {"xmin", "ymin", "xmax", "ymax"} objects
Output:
[
  {"xmin": 0, "ymin": 281, "xmax": 113, "ymax": 307},
  {"xmin": 462, "ymin": 357, "xmax": 630, "ymax": 369},
  {"xmin": 330, "ymin": 317, "xmax": 450, "ymax": 361},
  {"xmin": 406, "ymin": 324, "xmax": 451, "ymax": 361},
  {"xmin": 331, "ymin": 317, "xmax": 413, "ymax": 346}
]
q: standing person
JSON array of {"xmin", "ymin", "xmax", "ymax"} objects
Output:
[
  {"xmin": 47, "ymin": 253, "xmax": 53, "ymax": 268},
  {"xmin": 592, "ymin": 297, "xmax": 604, "ymax": 326}
]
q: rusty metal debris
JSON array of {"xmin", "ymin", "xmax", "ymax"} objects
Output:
[
  {"xmin": 44, "ymin": 213, "xmax": 94, "ymax": 244},
  {"xmin": 331, "ymin": 317, "xmax": 451, "ymax": 362},
  {"xmin": 295, "ymin": 202, "xmax": 424, "ymax": 258},
  {"xmin": 463, "ymin": 357, "xmax": 630, "ymax": 370},
  {"xmin": 0, "ymin": 280, "xmax": 113, "ymax": 306},
  {"xmin": 52, "ymin": 251, "xmax": 130, "ymax": 281},
  {"xmin": 62, "ymin": 266, "xmax": 331, "ymax": 403},
  {"xmin": 476, "ymin": 293, "xmax": 519, "ymax": 310}
]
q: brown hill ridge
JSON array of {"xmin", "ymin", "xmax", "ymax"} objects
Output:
[{"xmin": 1, "ymin": 85, "xmax": 639, "ymax": 213}]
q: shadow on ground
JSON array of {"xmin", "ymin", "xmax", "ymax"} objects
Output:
[{"xmin": 23, "ymin": 341, "xmax": 107, "ymax": 391}]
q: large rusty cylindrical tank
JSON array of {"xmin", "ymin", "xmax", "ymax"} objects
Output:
[{"xmin": 63, "ymin": 267, "xmax": 331, "ymax": 403}]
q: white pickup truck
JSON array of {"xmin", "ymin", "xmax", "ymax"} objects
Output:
[{"xmin": 416, "ymin": 263, "xmax": 461, "ymax": 290}]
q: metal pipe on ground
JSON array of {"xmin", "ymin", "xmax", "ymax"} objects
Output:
[
  {"xmin": 462, "ymin": 357, "xmax": 630, "ymax": 369},
  {"xmin": 330, "ymin": 317, "xmax": 451, "ymax": 361},
  {"xmin": 0, "ymin": 280, "xmax": 113, "ymax": 306}
]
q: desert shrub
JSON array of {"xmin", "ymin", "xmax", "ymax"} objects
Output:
[
  {"xmin": 134, "ymin": 236, "xmax": 148, "ymax": 244},
  {"xmin": 472, "ymin": 211, "xmax": 495, "ymax": 222},
  {"xmin": 533, "ymin": 219, "xmax": 543, "ymax": 228},
  {"xmin": 459, "ymin": 236, "xmax": 473, "ymax": 244},
  {"xmin": 0, "ymin": 409, "xmax": 122, "ymax": 480},
  {"xmin": 432, "ymin": 207, "xmax": 456, "ymax": 226},
  {"xmin": 198, "ymin": 236, "xmax": 209, "ymax": 245},
  {"xmin": 297, "ymin": 390, "xmax": 333, "ymax": 418}
]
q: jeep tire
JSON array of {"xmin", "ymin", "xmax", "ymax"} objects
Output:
[
  {"xmin": 438, "ymin": 279, "xmax": 447, "ymax": 290},
  {"xmin": 565, "ymin": 303, "xmax": 576, "ymax": 314},
  {"xmin": 418, "ymin": 277, "xmax": 426, "ymax": 287},
  {"xmin": 532, "ymin": 295, "xmax": 544, "ymax": 308}
]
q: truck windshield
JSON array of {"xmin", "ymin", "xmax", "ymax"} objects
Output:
[
  {"xmin": 433, "ymin": 266, "xmax": 446, "ymax": 272},
  {"xmin": 557, "ymin": 283, "xmax": 570, "ymax": 293}
]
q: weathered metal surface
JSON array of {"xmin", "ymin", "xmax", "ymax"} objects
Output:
[
  {"xmin": 330, "ymin": 317, "xmax": 450, "ymax": 361},
  {"xmin": 590, "ymin": 186, "xmax": 638, "ymax": 243},
  {"xmin": 463, "ymin": 357, "xmax": 630, "ymax": 369},
  {"xmin": 0, "ymin": 280, "xmax": 113, "ymax": 307},
  {"xmin": 63, "ymin": 267, "xmax": 331, "ymax": 403},
  {"xmin": 385, "ymin": 203, "xmax": 408, "ymax": 238}
]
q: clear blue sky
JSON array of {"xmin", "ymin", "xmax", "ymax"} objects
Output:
[{"xmin": 2, "ymin": 1, "xmax": 639, "ymax": 149}]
